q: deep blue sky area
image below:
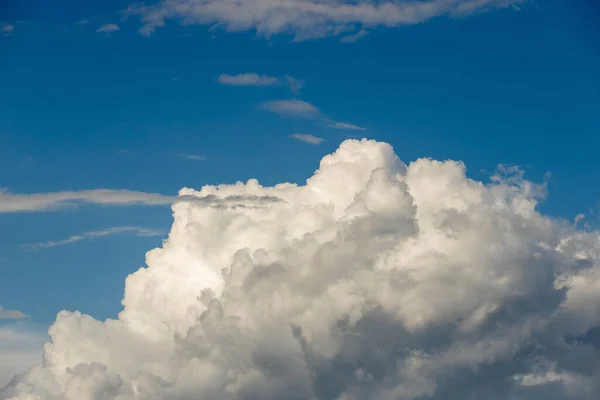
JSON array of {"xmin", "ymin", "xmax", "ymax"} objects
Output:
[{"xmin": 0, "ymin": 0, "xmax": 599, "ymax": 328}]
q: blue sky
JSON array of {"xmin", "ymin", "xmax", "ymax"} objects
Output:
[{"xmin": 0, "ymin": 0, "xmax": 599, "ymax": 369}]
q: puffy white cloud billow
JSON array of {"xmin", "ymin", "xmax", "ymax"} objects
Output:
[{"xmin": 3, "ymin": 139, "xmax": 600, "ymax": 399}]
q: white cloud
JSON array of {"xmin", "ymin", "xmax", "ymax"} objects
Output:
[
  {"xmin": 2, "ymin": 24, "xmax": 14, "ymax": 35},
  {"xmin": 328, "ymin": 120, "xmax": 367, "ymax": 130},
  {"xmin": 260, "ymin": 99, "xmax": 320, "ymax": 117},
  {"xmin": 0, "ymin": 326, "xmax": 46, "ymax": 389},
  {"xmin": 218, "ymin": 73, "xmax": 279, "ymax": 86},
  {"xmin": 124, "ymin": 0, "xmax": 525, "ymax": 40},
  {"xmin": 76, "ymin": 19, "xmax": 90, "ymax": 25},
  {"xmin": 0, "ymin": 307, "xmax": 27, "ymax": 320},
  {"xmin": 22, "ymin": 227, "xmax": 165, "ymax": 252},
  {"xmin": 289, "ymin": 133, "xmax": 324, "ymax": 144},
  {"xmin": 174, "ymin": 153, "xmax": 207, "ymax": 161},
  {"xmin": 0, "ymin": 188, "xmax": 176, "ymax": 213},
  {"xmin": 96, "ymin": 23, "xmax": 120, "ymax": 34},
  {"xmin": 0, "ymin": 188, "xmax": 275, "ymax": 213},
  {"xmin": 4, "ymin": 139, "xmax": 600, "ymax": 400},
  {"xmin": 261, "ymin": 102, "xmax": 366, "ymax": 131},
  {"xmin": 218, "ymin": 73, "xmax": 304, "ymax": 93},
  {"xmin": 339, "ymin": 28, "xmax": 369, "ymax": 43}
]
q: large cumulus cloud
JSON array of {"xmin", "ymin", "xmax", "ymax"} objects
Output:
[{"xmin": 3, "ymin": 139, "xmax": 600, "ymax": 399}]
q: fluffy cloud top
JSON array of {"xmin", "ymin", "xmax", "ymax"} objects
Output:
[
  {"xmin": 125, "ymin": 0, "xmax": 525, "ymax": 40},
  {"xmin": 4, "ymin": 139, "xmax": 600, "ymax": 399}
]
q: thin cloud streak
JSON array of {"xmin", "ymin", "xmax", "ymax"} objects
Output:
[
  {"xmin": 218, "ymin": 73, "xmax": 304, "ymax": 93},
  {"xmin": 328, "ymin": 121, "xmax": 366, "ymax": 131},
  {"xmin": 289, "ymin": 133, "xmax": 324, "ymax": 144},
  {"xmin": 22, "ymin": 226, "xmax": 165, "ymax": 252},
  {"xmin": 96, "ymin": 23, "xmax": 120, "ymax": 33},
  {"xmin": 340, "ymin": 29, "xmax": 369, "ymax": 42},
  {"xmin": 174, "ymin": 153, "xmax": 207, "ymax": 161},
  {"xmin": 0, "ymin": 189, "xmax": 284, "ymax": 213},
  {"xmin": 0, "ymin": 189, "xmax": 176, "ymax": 213},
  {"xmin": 260, "ymin": 99, "xmax": 320, "ymax": 117},
  {"xmin": 1, "ymin": 24, "xmax": 14, "ymax": 35},
  {"xmin": 261, "ymin": 101, "xmax": 367, "ymax": 132},
  {"xmin": 218, "ymin": 73, "xmax": 278, "ymax": 86},
  {"xmin": 0, "ymin": 307, "xmax": 28, "ymax": 320}
]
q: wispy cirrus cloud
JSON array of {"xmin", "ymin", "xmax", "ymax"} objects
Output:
[
  {"xmin": 0, "ymin": 189, "xmax": 284, "ymax": 213},
  {"xmin": 289, "ymin": 133, "xmax": 324, "ymax": 144},
  {"xmin": 0, "ymin": 189, "xmax": 175, "ymax": 213},
  {"xmin": 339, "ymin": 29, "xmax": 369, "ymax": 43},
  {"xmin": 96, "ymin": 23, "xmax": 120, "ymax": 34},
  {"xmin": 218, "ymin": 73, "xmax": 304, "ymax": 93},
  {"xmin": 260, "ymin": 99, "xmax": 320, "ymax": 118},
  {"xmin": 1, "ymin": 23, "xmax": 14, "ymax": 35},
  {"xmin": 0, "ymin": 307, "xmax": 27, "ymax": 320},
  {"xmin": 22, "ymin": 226, "xmax": 165, "ymax": 252},
  {"xmin": 174, "ymin": 153, "xmax": 207, "ymax": 161},
  {"xmin": 327, "ymin": 120, "xmax": 366, "ymax": 131},
  {"xmin": 124, "ymin": 0, "xmax": 525, "ymax": 41},
  {"xmin": 261, "ymin": 100, "xmax": 366, "ymax": 131}
]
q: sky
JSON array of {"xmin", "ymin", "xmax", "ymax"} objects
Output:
[{"xmin": 1, "ymin": 0, "xmax": 600, "ymax": 397}]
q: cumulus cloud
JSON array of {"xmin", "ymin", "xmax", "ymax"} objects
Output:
[
  {"xmin": 124, "ymin": 0, "xmax": 525, "ymax": 40},
  {"xmin": 4, "ymin": 139, "xmax": 600, "ymax": 400},
  {"xmin": 218, "ymin": 73, "xmax": 304, "ymax": 93},
  {"xmin": 0, "ymin": 307, "xmax": 28, "ymax": 320},
  {"xmin": 0, "ymin": 189, "xmax": 175, "ymax": 213},
  {"xmin": 96, "ymin": 24, "xmax": 120, "ymax": 34},
  {"xmin": 21, "ymin": 227, "xmax": 165, "ymax": 252},
  {"xmin": 260, "ymin": 99, "xmax": 320, "ymax": 117},
  {"xmin": 289, "ymin": 133, "xmax": 324, "ymax": 144}
]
